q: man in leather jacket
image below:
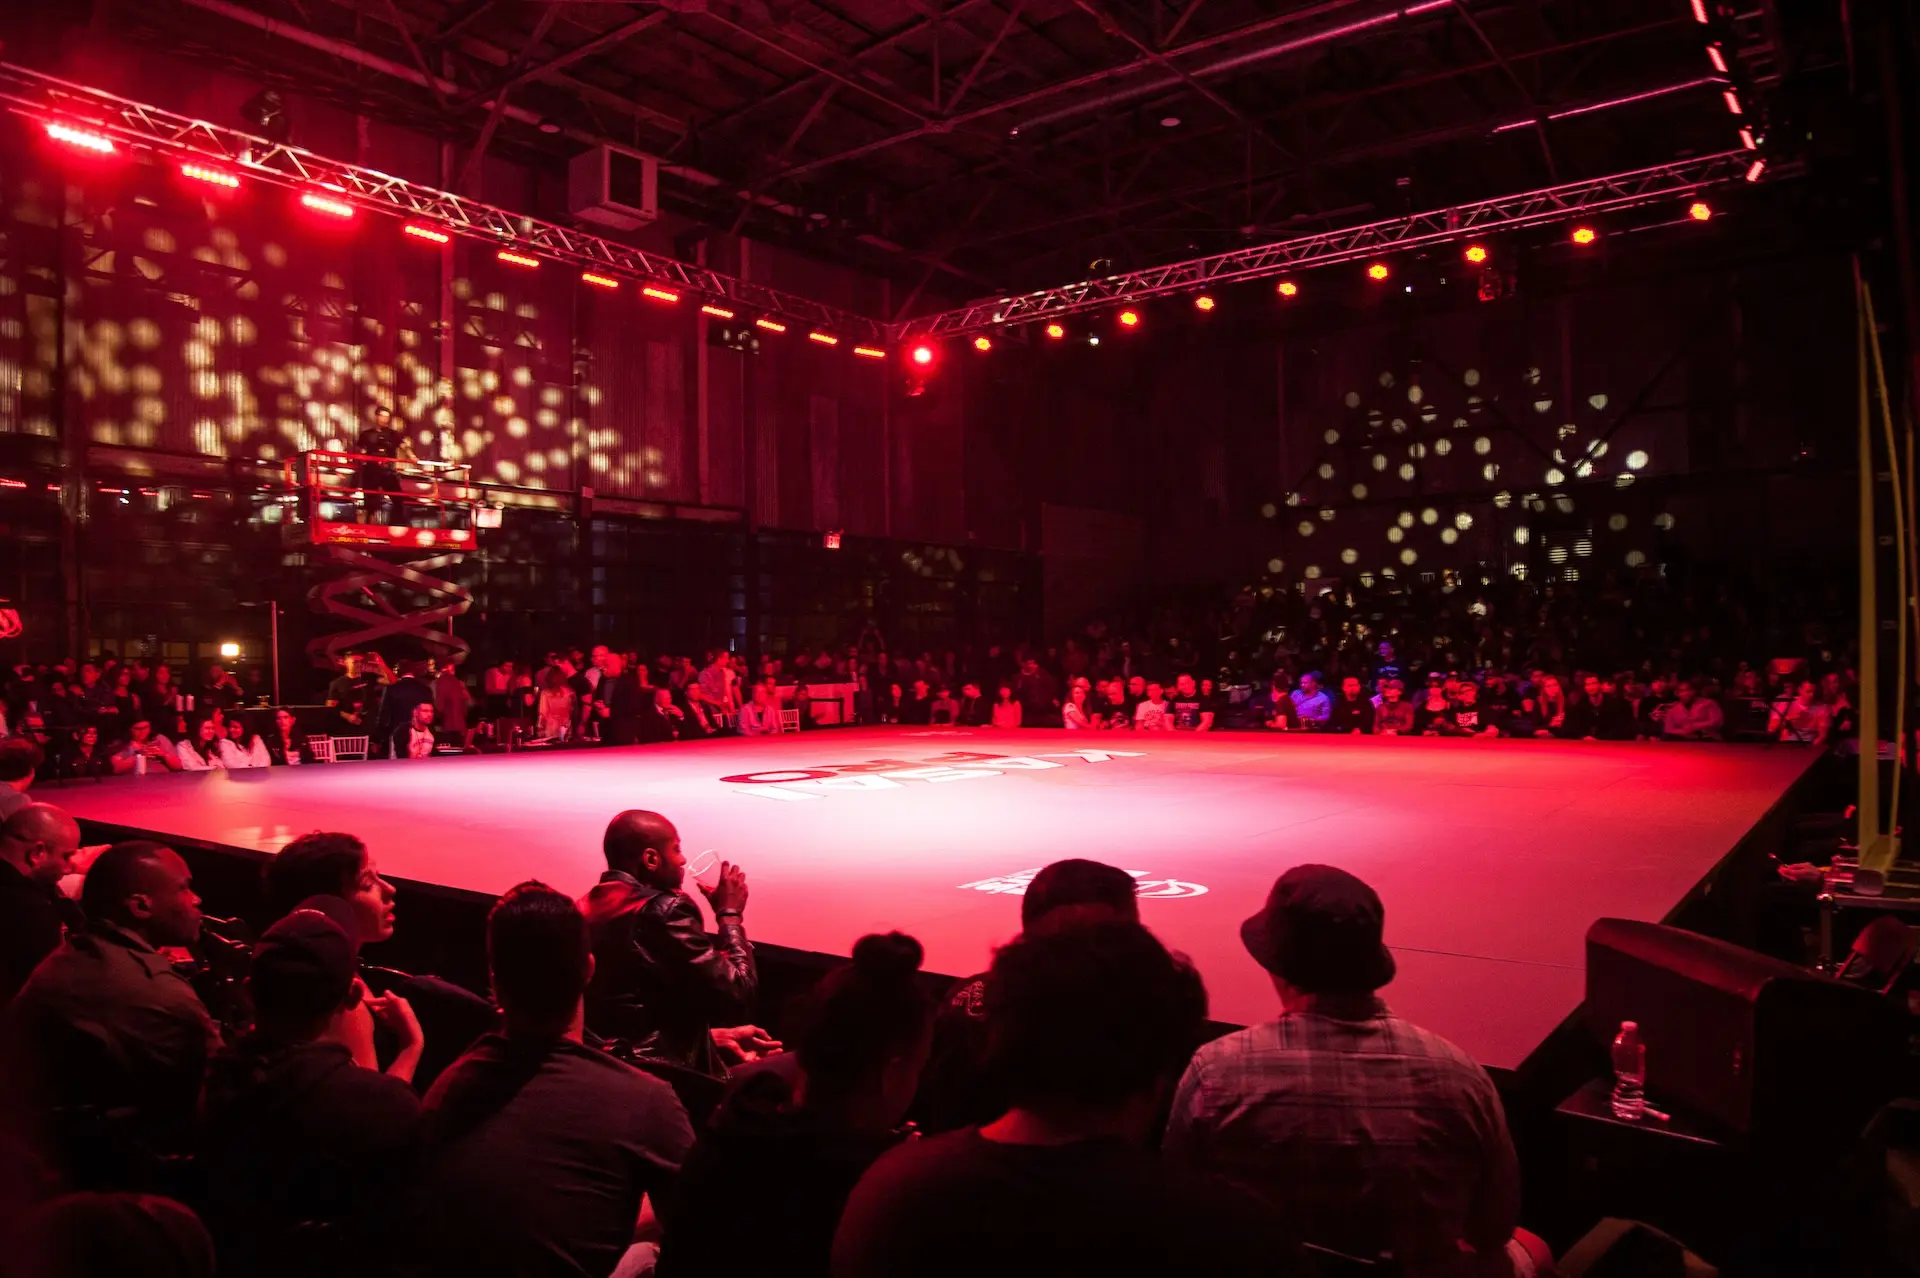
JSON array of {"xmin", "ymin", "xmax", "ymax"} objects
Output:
[{"xmin": 580, "ymin": 810, "xmax": 775, "ymax": 1077}]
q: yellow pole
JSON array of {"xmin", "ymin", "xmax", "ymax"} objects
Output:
[{"xmin": 1858, "ymin": 264, "xmax": 1898, "ymax": 880}]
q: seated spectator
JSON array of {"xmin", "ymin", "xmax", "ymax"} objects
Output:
[
  {"xmin": 219, "ymin": 716, "xmax": 271, "ymax": 769},
  {"xmin": 1168, "ymin": 673, "xmax": 1218, "ymax": 731},
  {"xmin": 265, "ymin": 708, "xmax": 309, "ymax": 766},
  {"xmin": 833, "ymin": 917, "xmax": 1296, "ymax": 1278},
  {"xmin": 392, "ymin": 701, "xmax": 438, "ymax": 759},
  {"xmin": 372, "ymin": 660, "xmax": 434, "ymax": 757},
  {"xmin": 406, "ymin": 882, "xmax": 694, "ymax": 1278},
  {"xmin": 1430, "ymin": 679, "xmax": 1491, "ymax": 737},
  {"xmin": 1290, "ymin": 672, "xmax": 1332, "ymax": 730},
  {"xmin": 534, "ymin": 668, "xmax": 575, "ymax": 743},
  {"xmin": 198, "ymin": 897, "xmax": 424, "ymax": 1277},
  {"xmin": 175, "ymin": 717, "xmax": 228, "ymax": 772},
  {"xmin": 1062, "ymin": 684, "xmax": 1093, "ymax": 729},
  {"xmin": 738, "ymin": 684, "xmax": 785, "ymax": 737},
  {"xmin": 1479, "ymin": 675, "xmax": 1519, "ymax": 735},
  {"xmin": 1560, "ymin": 674, "xmax": 1635, "ymax": 740},
  {"xmin": 1133, "ymin": 681, "xmax": 1173, "ymax": 731},
  {"xmin": 913, "ymin": 859, "xmax": 1140, "ymax": 1133},
  {"xmin": 1661, "ymin": 680, "xmax": 1725, "ymax": 742},
  {"xmin": 1636, "ymin": 676, "xmax": 1678, "ymax": 739},
  {"xmin": 990, "ymin": 685, "xmax": 1023, "ymax": 729},
  {"xmin": 661, "ymin": 932, "xmax": 935, "ymax": 1278},
  {"xmin": 638, "ymin": 686, "xmax": 691, "ymax": 744},
  {"xmin": 4, "ymin": 841, "xmax": 218, "ymax": 1164},
  {"xmin": 1374, "ymin": 680, "xmax": 1416, "ymax": 735},
  {"xmin": 1326, "ymin": 676, "xmax": 1375, "ymax": 735},
  {"xmin": 955, "ymin": 682, "xmax": 988, "ymax": 727},
  {"xmin": 52, "ymin": 725, "xmax": 114, "ymax": 780},
  {"xmin": 930, "ymin": 685, "xmax": 961, "ymax": 726},
  {"xmin": 1254, "ymin": 672, "xmax": 1299, "ymax": 731},
  {"xmin": 1770, "ymin": 679, "xmax": 1832, "ymax": 746},
  {"xmin": 0, "ymin": 803, "xmax": 84, "ymax": 1002},
  {"xmin": 1166, "ymin": 864, "xmax": 1520, "ymax": 1276},
  {"xmin": 19, "ymin": 1192, "xmax": 215, "ymax": 1278},
  {"xmin": 1535, "ymin": 675, "xmax": 1569, "ymax": 737},
  {"xmin": 0, "ymin": 737, "xmax": 42, "ymax": 820},
  {"xmin": 898, "ymin": 679, "xmax": 934, "ymax": 727},
  {"xmin": 580, "ymin": 810, "xmax": 774, "ymax": 1077},
  {"xmin": 1413, "ymin": 673, "xmax": 1452, "ymax": 734}
]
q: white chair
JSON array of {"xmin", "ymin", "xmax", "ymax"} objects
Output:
[
  {"xmin": 779, "ymin": 708, "xmax": 801, "ymax": 733},
  {"xmin": 331, "ymin": 735, "xmax": 371, "ymax": 761},
  {"xmin": 306, "ymin": 736, "xmax": 336, "ymax": 764}
]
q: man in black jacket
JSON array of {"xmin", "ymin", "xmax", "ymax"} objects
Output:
[
  {"xmin": 371, "ymin": 660, "xmax": 434, "ymax": 757},
  {"xmin": 595, "ymin": 654, "xmax": 649, "ymax": 746},
  {"xmin": 579, "ymin": 810, "xmax": 775, "ymax": 1077},
  {"xmin": 0, "ymin": 804, "xmax": 83, "ymax": 1002}
]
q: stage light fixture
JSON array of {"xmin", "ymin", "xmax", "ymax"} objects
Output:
[
  {"xmin": 1277, "ymin": 280, "xmax": 1299, "ymax": 297},
  {"xmin": 1464, "ymin": 244, "xmax": 1488, "ymax": 264},
  {"xmin": 1118, "ymin": 309, "xmax": 1140, "ymax": 327},
  {"xmin": 1705, "ymin": 44, "xmax": 1728, "ymax": 73},
  {"xmin": 300, "ymin": 192, "xmax": 355, "ymax": 219},
  {"xmin": 852, "ymin": 346, "xmax": 886, "ymax": 360},
  {"xmin": 700, "ymin": 304, "xmax": 736, "ymax": 319},
  {"xmin": 1366, "ymin": 262, "xmax": 1389, "ymax": 281},
  {"xmin": 911, "ymin": 344, "xmax": 935, "ymax": 366},
  {"xmin": 973, "ymin": 336, "xmax": 993, "ymax": 351},
  {"xmin": 1194, "ymin": 295, "xmax": 1216, "ymax": 312},
  {"xmin": 1722, "ymin": 89, "xmax": 1742, "ymax": 115},
  {"xmin": 808, "ymin": 331, "xmax": 840, "ymax": 346},
  {"xmin": 1045, "ymin": 322, "xmax": 1066, "ymax": 339},
  {"xmin": 582, "ymin": 272, "xmax": 620, "ymax": 289},
  {"xmin": 46, "ymin": 121, "xmax": 116, "ymax": 154},
  {"xmin": 218, "ymin": 641, "xmax": 242, "ymax": 659},
  {"xmin": 180, "ymin": 162, "xmax": 239, "ymax": 189},
  {"xmin": 1745, "ymin": 158, "xmax": 1766, "ymax": 183},
  {"xmin": 1571, "ymin": 225, "xmax": 1598, "ymax": 245},
  {"xmin": 642, "ymin": 285, "xmax": 680, "ymax": 303},
  {"xmin": 1088, "ymin": 335, "xmax": 1101, "ymax": 347},
  {"xmin": 1739, "ymin": 127, "xmax": 1757, "ymax": 150},
  {"xmin": 496, "ymin": 249, "xmax": 540, "ymax": 267},
  {"xmin": 403, "ymin": 224, "xmax": 451, "ymax": 244},
  {"xmin": 755, "ymin": 317, "xmax": 788, "ymax": 333},
  {"xmin": 1689, "ymin": 0, "xmax": 1708, "ymax": 21},
  {"xmin": 1687, "ymin": 201, "xmax": 1712, "ymax": 221}
]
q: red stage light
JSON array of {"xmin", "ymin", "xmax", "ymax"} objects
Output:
[
  {"xmin": 642, "ymin": 285, "xmax": 680, "ymax": 303},
  {"xmin": 1705, "ymin": 44, "xmax": 1728, "ymax": 73},
  {"xmin": 1571, "ymin": 226, "xmax": 1598, "ymax": 245},
  {"xmin": 180, "ymin": 162, "xmax": 240, "ymax": 189},
  {"xmin": 1739, "ymin": 127, "xmax": 1757, "ymax": 150},
  {"xmin": 808, "ymin": 331, "xmax": 839, "ymax": 346},
  {"xmin": 755, "ymin": 317, "xmax": 788, "ymax": 333},
  {"xmin": 911, "ymin": 344, "xmax": 935, "ymax": 365},
  {"xmin": 1194, "ymin": 295, "xmax": 1216, "ymax": 312},
  {"xmin": 403, "ymin": 224, "xmax": 451, "ymax": 244},
  {"xmin": 300, "ymin": 192, "xmax": 355, "ymax": 219},
  {"xmin": 1687, "ymin": 201, "xmax": 1712, "ymax": 222},
  {"xmin": 701, "ymin": 304, "xmax": 736, "ymax": 319},
  {"xmin": 1276, "ymin": 280, "xmax": 1299, "ymax": 297},
  {"xmin": 1689, "ymin": 0, "xmax": 1708, "ymax": 21},
  {"xmin": 1464, "ymin": 244, "xmax": 1488, "ymax": 264},
  {"xmin": 582, "ymin": 272, "xmax": 620, "ymax": 289},
  {"xmin": 1045, "ymin": 323, "xmax": 1066, "ymax": 339},
  {"xmin": 973, "ymin": 336, "xmax": 992, "ymax": 351},
  {"xmin": 1118, "ymin": 309, "xmax": 1140, "ymax": 327},
  {"xmin": 1745, "ymin": 158, "xmax": 1766, "ymax": 183},
  {"xmin": 853, "ymin": 346, "xmax": 886, "ymax": 360},
  {"xmin": 46, "ymin": 122, "xmax": 115, "ymax": 154},
  {"xmin": 496, "ymin": 249, "xmax": 540, "ymax": 267},
  {"xmin": 1366, "ymin": 263, "xmax": 1389, "ymax": 281},
  {"xmin": 1722, "ymin": 89, "xmax": 1743, "ymax": 115}
]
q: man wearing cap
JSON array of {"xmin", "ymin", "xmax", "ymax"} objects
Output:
[
  {"xmin": 199, "ymin": 896, "xmax": 424, "ymax": 1276},
  {"xmin": 1165, "ymin": 865, "xmax": 1521, "ymax": 1277}
]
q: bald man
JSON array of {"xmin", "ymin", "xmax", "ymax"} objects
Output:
[
  {"xmin": 579, "ymin": 810, "xmax": 771, "ymax": 1076},
  {"xmin": 0, "ymin": 804, "xmax": 84, "ymax": 1001},
  {"xmin": 5, "ymin": 841, "xmax": 218, "ymax": 1153}
]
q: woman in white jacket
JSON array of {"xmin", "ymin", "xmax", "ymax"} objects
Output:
[
  {"xmin": 218, "ymin": 716, "xmax": 273, "ymax": 768},
  {"xmin": 177, "ymin": 716, "xmax": 230, "ymax": 771}
]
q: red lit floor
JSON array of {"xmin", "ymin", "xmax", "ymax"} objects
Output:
[{"xmin": 48, "ymin": 729, "xmax": 1817, "ymax": 1071}]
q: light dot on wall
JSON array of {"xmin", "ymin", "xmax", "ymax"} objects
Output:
[
  {"xmin": 1398, "ymin": 463, "xmax": 1416, "ymax": 481},
  {"xmin": 1441, "ymin": 528, "xmax": 1458, "ymax": 544},
  {"xmin": 1626, "ymin": 549, "xmax": 1647, "ymax": 566},
  {"xmin": 1545, "ymin": 467, "xmax": 1565, "ymax": 485},
  {"xmin": 1420, "ymin": 507, "xmax": 1438, "ymax": 525},
  {"xmin": 1387, "ymin": 526, "xmax": 1405, "ymax": 543},
  {"xmin": 1533, "ymin": 399, "xmax": 1553, "ymax": 414},
  {"xmin": 1267, "ymin": 558, "xmax": 1284, "ymax": 572},
  {"xmin": 1607, "ymin": 513, "xmax": 1627, "ymax": 531},
  {"xmin": 1408, "ymin": 385, "xmax": 1424, "ymax": 404},
  {"xmin": 1464, "ymin": 369, "xmax": 1481, "ymax": 386},
  {"xmin": 1344, "ymin": 391, "xmax": 1361, "ymax": 407},
  {"xmin": 1513, "ymin": 526, "xmax": 1530, "ymax": 545},
  {"xmin": 1318, "ymin": 463, "xmax": 1335, "ymax": 479},
  {"xmin": 1553, "ymin": 496, "xmax": 1575, "ymax": 514},
  {"xmin": 1298, "ymin": 521, "xmax": 1316, "ymax": 536},
  {"xmin": 1589, "ymin": 393, "xmax": 1609, "ymax": 410},
  {"xmin": 1379, "ymin": 371, "xmax": 1396, "ymax": 388},
  {"xmin": 1433, "ymin": 438, "xmax": 1452, "ymax": 456},
  {"xmin": 1390, "ymin": 418, "xmax": 1408, "ymax": 434},
  {"xmin": 1494, "ymin": 491, "xmax": 1512, "ymax": 508},
  {"xmin": 1397, "ymin": 511, "xmax": 1415, "ymax": 528},
  {"xmin": 1626, "ymin": 450, "xmax": 1649, "ymax": 470},
  {"xmin": 1260, "ymin": 502, "xmax": 1277, "ymax": 518},
  {"xmin": 1548, "ymin": 545, "xmax": 1569, "ymax": 564},
  {"xmin": 1325, "ymin": 428, "xmax": 1341, "ymax": 444},
  {"xmin": 1319, "ymin": 507, "xmax": 1336, "ymax": 522},
  {"xmin": 1615, "ymin": 473, "xmax": 1635, "ymax": 489},
  {"xmin": 1341, "ymin": 548, "xmax": 1358, "ymax": 564},
  {"xmin": 1525, "ymin": 366, "xmax": 1542, "ymax": 385},
  {"xmin": 1455, "ymin": 512, "xmax": 1473, "ymax": 530},
  {"xmin": 1400, "ymin": 548, "xmax": 1418, "ymax": 565},
  {"xmin": 1575, "ymin": 538, "xmax": 1593, "ymax": 557},
  {"xmin": 1351, "ymin": 483, "xmax": 1369, "ymax": 499},
  {"xmin": 1483, "ymin": 463, "xmax": 1500, "ymax": 481},
  {"xmin": 1653, "ymin": 512, "xmax": 1676, "ymax": 530},
  {"xmin": 1372, "ymin": 453, "xmax": 1389, "ymax": 472},
  {"xmin": 1305, "ymin": 565, "xmax": 1322, "ymax": 579},
  {"xmin": 1473, "ymin": 436, "xmax": 1492, "ymax": 455},
  {"xmin": 1409, "ymin": 442, "xmax": 1427, "ymax": 459},
  {"xmin": 1286, "ymin": 492, "xmax": 1302, "ymax": 506}
]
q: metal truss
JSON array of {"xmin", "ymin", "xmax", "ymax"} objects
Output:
[
  {"xmin": 894, "ymin": 151, "xmax": 1758, "ymax": 339},
  {"xmin": 0, "ymin": 62, "xmax": 888, "ymax": 344}
]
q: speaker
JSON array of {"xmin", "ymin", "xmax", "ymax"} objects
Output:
[{"xmin": 1585, "ymin": 918, "xmax": 1903, "ymax": 1144}]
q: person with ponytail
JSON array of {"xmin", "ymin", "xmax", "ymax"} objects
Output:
[{"xmin": 659, "ymin": 932, "xmax": 934, "ymax": 1278}]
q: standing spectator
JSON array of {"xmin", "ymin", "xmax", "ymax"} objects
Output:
[
  {"xmin": 1168, "ymin": 674, "xmax": 1218, "ymax": 732},
  {"xmin": 833, "ymin": 918, "xmax": 1292, "ymax": 1278},
  {"xmin": 373, "ymin": 661, "xmax": 434, "ymax": 758},
  {"xmin": 1134, "ymin": 682, "xmax": 1174, "ymax": 731},
  {"xmin": 434, "ymin": 665, "xmax": 474, "ymax": 750},
  {"xmin": 694, "ymin": 651, "xmax": 741, "ymax": 725},
  {"xmin": 1166, "ymin": 865, "xmax": 1520, "ymax": 1277},
  {"xmin": 1015, "ymin": 658, "xmax": 1059, "ymax": 728},
  {"xmin": 661, "ymin": 932, "xmax": 935, "ymax": 1278},
  {"xmin": 990, "ymin": 686, "xmax": 1023, "ymax": 729},
  {"xmin": 1290, "ymin": 673, "xmax": 1332, "ymax": 730},
  {"xmin": 0, "ymin": 736, "xmax": 44, "ymax": 820},
  {"xmin": 0, "ymin": 804, "xmax": 84, "ymax": 1002},
  {"xmin": 407, "ymin": 882, "xmax": 694, "ymax": 1278},
  {"xmin": 324, "ymin": 653, "xmax": 380, "ymax": 736},
  {"xmin": 202, "ymin": 665, "xmax": 245, "ymax": 711},
  {"xmin": 1662, "ymin": 680, "xmax": 1725, "ymax": 742},
  {"xmin": 1325, "ymin": 676, "xmax": 1376, "ymax": 735},
  {"xmin": 580, "ymin": 811, "xmax": 772, "ymax": 1077},
  {"xmin": 534, "ymin": 668, "xmax": 576, "ymax": 743},
  {"xmin": 110, "ymin": 718, "xmax": 182, "ymax": 775},
  {"xmin": 595, "ymin": 653, "xmax": 649, "ymax": 746}
]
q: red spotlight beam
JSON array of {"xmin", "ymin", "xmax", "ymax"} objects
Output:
[
  {"xmin": 897, "ymin": 151, "xmax": 1761, "ymax": 339},
  {"xmin": 0, "ymin": 61, "xmax": 886, "ymax": 345}
]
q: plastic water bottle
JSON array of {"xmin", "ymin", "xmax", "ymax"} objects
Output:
[{"xmin": 1610, "ymin": 1021, "xmax": 1646, "ymax": 1121}]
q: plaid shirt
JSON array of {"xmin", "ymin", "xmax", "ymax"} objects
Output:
[{"xmin": 1165, "ymin": 1003, "xmax": 1519, "ymax": 1277}]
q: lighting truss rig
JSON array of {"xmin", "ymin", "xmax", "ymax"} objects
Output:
[
  {"xmin": 895, "ymin": 151, "xmax": 1759, "ymax": 340},
  {"xmin": 0, "ymin": 62, "xmax": 887, "ymax": 345}
]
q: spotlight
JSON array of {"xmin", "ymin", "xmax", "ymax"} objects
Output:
[
  {"xmin": 911, "ymin": 344, "xmax": 935, "ymax": 365},
  {"xmin": 1088, "ymin": 335, "xmax": 1101, "ymax": 346},
  {"xmin": 1722, "ymin": 89, "xmax": 1743, "ymax": 116},
  {"xmin": 1745, "ymin": 157, "xmax": 1766, "ymax": 183},
  {"xmin": 1464, "ymin": 244, "xmax": 1488, "ymax": 264},
  {"xmin": 1706, "ymin": 44, "xmax": 1728, "ymax": 73},
  {"xmin": 218, "ymin": 641, "xmax": 242, "ymax": 659},
  {"xmin": 46, "ymin": 122, "xmax": 116, "ymax": 154},
  {"xmin": 1570, "ymin": 225, "xmax": 1598, "ymax": 245},
  {"xmin": 852, "ymin": 346, "xmax": 886, "ymax": 360},
  {"xmin": 1117, "ymin": 309, "xmax": 1140, "ymax": 328},
  {"xmin": 1276, "ymin": 280, "xmax": 1299, "ymax": 297},
  {"xmin": 1194, "ymin": 295, "xmax": 1216, "ymax": 312},
  {"xmin": 300, "ymin": 192, "xmax": 355, "ymax": 219},
  {"xmin": 755, "ymin": 317, "xmax": 788, "ymax": 333},
  {"xmin": 496, "ymin": 249, "xmax": 540, "ymax": 267},
  {"xmin": 973, "ymin": 336, "xmax": 992, "ymax": 352},
  {"xmin": 1689, "ymin": 0, "xmax": 1708, "ymax": 21},
  {"xmin": 1687, "ymin": 201, "xmax": 1712, "ymax": 222},
  {"xmin": 808, "ymin": 331, "xmax": 840, "ymax": 346},
  {"xmin": 642, "ymin": 285, "xmax": 680, "ymax": 303},
  {"xmin": 180, "ymin": 162, "xmax": 240, "ymax": 189},
  {"xmin": 700, "ymin": 304, "xmax": 736, "ymax": 319},
  {"xmin": 1739, "ymin": 127, "xmax": 1757, "ymax": 150},
  {"xmin": 1366, "ymin": 262, "xmax": 1389, "ymax": 281},
  {"xmin": 403, "ymin": 224, "xmax": 451, "ymax": 244},
  {"xmin": 582, "ymin": 272, "xmax": 620, "ymax": 289},
  {"xmin": 1045, "ymin": 323, "xmax": 1066, "ymax": 339}
]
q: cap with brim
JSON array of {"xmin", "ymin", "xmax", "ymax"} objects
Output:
[
  {"xmin": 1241, "ymin": 864, "xmax": 1396, "ymax": 994},
  {"xmin": 250, "ymin": 894, "xmax": 361, "ymax": 1022}
]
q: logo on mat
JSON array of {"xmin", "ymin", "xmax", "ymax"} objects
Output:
[
  {"xmin": 957, "ymin": 867, "xmax": 1209, "ymax": 900},
  {"xmin": 722, "ymin": 749, "xmax": 1144, "ymax": 802}
]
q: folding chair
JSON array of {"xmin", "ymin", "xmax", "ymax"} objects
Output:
[
  {"xmin": 331, "ymin": 735, "xmax": 371, "ymax": 761},
  {"xmin": 779, "ymin": 708, "xmax": 801, "ymax": 733},
  {"xmin": 305, "ymin": 736, "xmax": 336, "ymax": 764}
]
